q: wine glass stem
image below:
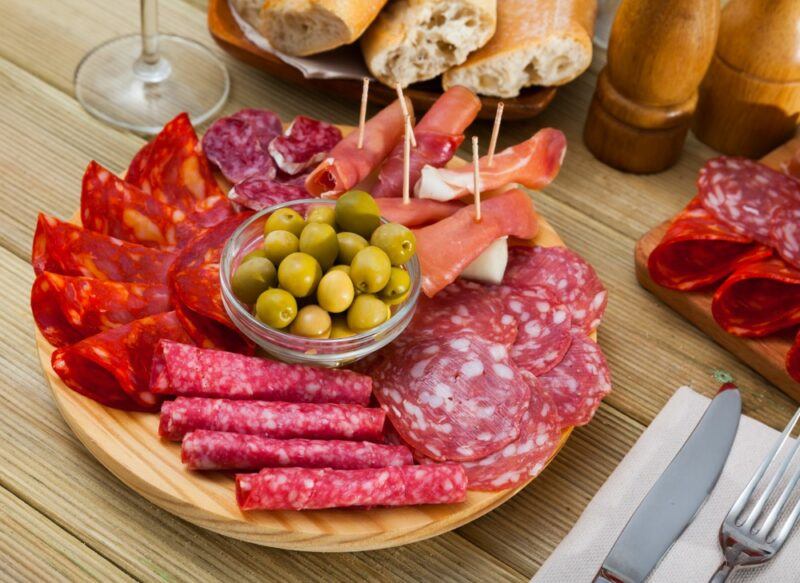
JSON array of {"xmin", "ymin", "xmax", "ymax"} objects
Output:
[{"xmin": 134, "ymin": 0, "xmax": 171, "ymax": 82}]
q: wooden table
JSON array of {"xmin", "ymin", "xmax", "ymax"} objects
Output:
[{"xmin": 0, "ymin": 1, "xmax": 797, "ymax": 580}]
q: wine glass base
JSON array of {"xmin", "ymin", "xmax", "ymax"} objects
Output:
[{"xmin": 74, "ymin": 34, "xmax": 230, "ymax": 135}]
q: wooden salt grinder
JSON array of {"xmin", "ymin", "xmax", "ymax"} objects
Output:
[
  {"xmin": 583, "ymin": 0, "xmax": 720, "ymax": 173},
  {"xmin": 693, "ymin": 0, "xmax": 800, "ymax": 158}
]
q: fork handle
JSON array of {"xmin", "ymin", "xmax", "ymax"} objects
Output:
[{"xmin": 709, "ymin": 562, "xmax": 734, "ymax": 583}]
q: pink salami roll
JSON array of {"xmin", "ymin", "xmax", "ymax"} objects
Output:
[
  {"xmin": 182, "ymin": 430, "xmax": 413, "ymax": 471},
  {"xmin": 159, "ymin": 398, "xmax": 385, "ymax": 442},
  {"xmin": 150, "ymin": 340, "xmax": 372, "ymax": 405},
  {"xmin": 235, "ymin": 464, "xmax": 467, "ymax": 510}
]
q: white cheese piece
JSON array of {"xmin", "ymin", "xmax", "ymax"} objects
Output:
[
  {"xmin": 415, "ymin": 165, "xmax": 464, "ymax": 201},
  {"xmin": 460, "ymin": 237, "xmax": 508, "ymax": 285}
]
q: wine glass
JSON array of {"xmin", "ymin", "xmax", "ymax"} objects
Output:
[{"xmin": 74, "ymin": 0, "xmax": 230, "ymax": 135}]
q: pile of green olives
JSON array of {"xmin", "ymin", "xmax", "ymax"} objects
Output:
[{"xmin": 230, "ymin": 190, "xmax": 417, "ymax": 339}]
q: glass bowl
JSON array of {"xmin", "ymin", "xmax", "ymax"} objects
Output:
[{"xmin": 220, "ymin": 199, "xmax": 421, "ymax": 367}]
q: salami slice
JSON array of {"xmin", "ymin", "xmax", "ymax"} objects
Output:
[
  {"xmin": 648, "ymin": 198, "xmax": 772, "ymax": 290},
  {"xmin": 537, "ymin": 334, "xmax": 612, "ymax": 428},
  {"xmin": 159, "ymin": 397, "xmax": 386, "ymax": 442},
  {"xmin": 697, "ymin": 157, "xmax": 800, "ymax": 245},
  {"xmin": 503, "ymin": 246, "xmax": 607, "ymax": 333},
  {"xmin": 372, "ymin": 332, "xmax": 531, "ymax": 461},
  {"xmin": 228, "ymin": 174, "xmax": 308, "ymax": 211},
  {"xmin": 268, "ymin": 116, "xmax": 342, "ymax": 176},
  {"xmin": 150, "ymin": 340, "xmax": 372, "ymax": 405},
  {"xmin": 33, "ymin": 214, "xmax": 177, "ymax": 285},
  {"xmin": 202, "ymin": 116, "xmax": 276, "ymax": 183},
  {"xmin": 231, "ymin": 108, "xmax": 283, "ymax": 145},
  {"xmin": 770, "ymin": 204, "xmax": 800, "ymax": 270},
  {"xmin": 32, "ymin": 273, "xmax": 171, "ymax": 348},
  {"xmin": 51, "ymin": 312, "xmax": 192, "ymax": 411},
  {"xmin": 711, "ymin": 257, "xmax": 800, "ymax": 337},
  {"xmin": 125, "ymin": 141, "xmax": 154, "ymax": 186},
  {"xmin": 182, "ymin": 430, "xmax": 413, "ymax": 471},
  {"xmin": 235, "ymin": 464, "xmax": 467, "ymax": 510}
]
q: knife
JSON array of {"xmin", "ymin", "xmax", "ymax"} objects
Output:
[{"xmin": 593, "ymin": 387, "xmax": 741, "ymax": 583}]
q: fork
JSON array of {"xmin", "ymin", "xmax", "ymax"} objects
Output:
[{"xmin": 710, "ymin": 407, "xmax": 800, "ymax": 582}]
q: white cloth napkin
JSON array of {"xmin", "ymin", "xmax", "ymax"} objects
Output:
[{"xmin": 533, "ymin": 387, "xmax": 800, "ymax": 582}]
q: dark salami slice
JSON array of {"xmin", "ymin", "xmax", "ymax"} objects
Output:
[
  {"xmin": 648, "ymin": 198, "xmax": 772, "ymax": 290},
  {"xmin": 228, "ymin": 174, "xmax": 309, "ymax": 211},
  {"xmin": 372, "ymin": 332, "xmax": 531, "ymax": 461},
  {"xmin": 51, "ymin": 312, "xmax": 192, "ymax": 411},
  {"xmin": 231, "ymin": 108, "xmax": 283, "ymax": 145},
  {"xmin": 711, "ymin": 257, "xmax": 800, "ymax": 337},
  {"xmin": 787, "ymin": 331, "xmax": 800, "ymax": 383},
  {"xmin": 159, "ymin": 397, "xmax": 386, "ymax": 442},
  {"xmin": 32, "ymin": 273, "xmax": 171, "ymax": 348},
  {"xmin": 537, "ymin": 334, "xmax": 612, "ymax": 428},
  {"xmin": 268, "ymin": 116, "xmax": 342, "ymax": 176},
  {"xmin": 150, "ymin": 340, "xmax": 372, "ymax": 405},
  {"xmin": 235, "ymin": 464, "xmax": 467, "ymax": 510},
  {"xmin": 202, "ymin": 116, "xmax": 276, "ymax": 183},
  {"xmin": 32, "ymin": 214, "xmax": 177, "ymax": 285},
  {"xmin": 504, "ymin": 246, "xmax": 608, "ymax": 333},
  {"xmin": 770, "ymin": 204, "xmax": 800, "ymax": 270},
  {"xmin": 182, "ymin": 430, "xmax": 413, "ymax": 471},
  {"xmin": 697, "ymin": 157, "xmax": 800, "ymax": 245}
]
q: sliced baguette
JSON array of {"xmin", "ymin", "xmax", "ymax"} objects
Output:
[
  {"xmin": 259, "ymin": 0, "xmax": 389, "ymax": 56},
  {"xmin": 361, "ymin": 0, "xmax": 497, "ymax": 88},
  {"xmin": 443, "ymin": 0, "xmax": 597, "ymax": 98}
]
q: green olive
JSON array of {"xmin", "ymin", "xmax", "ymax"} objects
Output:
[
  {"xmin": 317, "ymin": 270, "xmax": 355, "ymax": 313},
  {"xmin": 241, "ymin": 247, "xmax": 269, "ymax": 263},
  {"xmin": 330, "ymin": 316, "xmax": 356, "ymax": 339},
  {"xmin": 277, "ymin": 252, "xmax": 322, "ymax": 298},
  {"xmin": 370, "ymin": 223, "xmax": 417, "ymax": 266},
  {"xmin": 328, "ymin": 264, "xmax": 351, "ymax": 276},
  {"xmin": 350, "ymin": 246, "xmax": 392, "ymax": 294},
  {"xmin": 384, "ymin": 287, "xmax": 410, "ymax": 306},
  {"xmin": 299, "ymin": 223, "xmax": 339, "ymax": 270},
  {"xmin": 231, "ymin": 257, "xmax": 276, "ymax": 304},
  {"xmin": 378, "ymin": 267, "xmax": 411, "ymax": 302},
  {"xmin": 265, "ymin": 208, "xmax": 305, "ymax": 238},
  {"xmin": 336, "ymin": 232, "xmax": 368, "ymax": 265},
  {"xmin": 289, "ymin": 305, "xmax": 332, "ymax": 338},
  {"xmin": 306, "ymin": 205, "xmax": 337, "ymax": 227},
  {"xmin": 255, "ymin": 288, "xmax": 297, "ymax": 329},
  {"xmin": 347, "ymin": 294, "xmax": 389, "ymax": 331},
  {"xmin": 263, "ymin": 230, "xmax": 299, "ymax": 265},
  {"xmin": 335, "ymin": 190, "xmax": 381, "ymax": 239}
]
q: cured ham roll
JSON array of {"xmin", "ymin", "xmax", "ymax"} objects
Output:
[
  {"xmin": 306, "ymin": 98, "xmax": 412, "ymax": 198},
  {"xmin": 159, "ymin": 398, "xmax": 386, "ymax": 442},
  {"xmin": 150, "ymin": 340, "xmax": 372, "ymax": 405},
  {"xmin": 182, "ymin": 430, "xmax": 413, "ymax": 471},
  {"xmin": 376, "ymin": 198, "xmax": 463, "ymax": 227},
  {"xmin": 235, "ymin": 464, "xmax": 467, "ymax": 510}
]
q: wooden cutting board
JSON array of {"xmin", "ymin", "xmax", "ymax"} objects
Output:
[{"xmin": 635, "ymin": 136, "xmax": 800, "ymax": 402}]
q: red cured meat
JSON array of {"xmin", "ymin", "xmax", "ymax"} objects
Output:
[
  {"xmin": 228, "ymin": 174, "xmax": 308, "ymax": 211},
  {"xmin": 231, "ymin": 108, "xmax": 283, "ymax": 145},
  {"xmin": 787, "ymin": 331, "xmax": 800, "ymax": 383},
  {"xmin": 306, "ymin": 98, "xmax": 410, "ymax": 198},
  {"xmin": 159, "ymin": 397, "xmax": 385, "ymax": 441},
  {"xmin": 32, "ymin": 273, "xmax": 171, "ymax": 348},
  {"xmin": 202, "ymin": 116, "xmax": 276, "ymax": 183},
  {"xmin": 126, "ymin": 141, "xmax": 154, "ymax": 185},
  {"xmin": 648, "ymin": 198, "xmax": 773, "ymax": 290},
  {"xmin": 504, "ymin": 246, "xmax": 607, "ymax": 333},
  {"xmin": 770, "ymin": 204, "xmax": 800, "ymax": 270},
  {"xmin": 268, "ymin": 115, "xmax": 342, "ymax": 176},
  {"xmin": 711, "ymin": 257, "xmax": 800, "ymax": 337},
  {"xmin": 32, "ymin": 214, "xmax": 176, "ymax": 285},
  {"xmin": 235, "ymin": 464, "xmax": 467, "ymax": 510},
  {"xmin": 51, "ymin": 311, "xmax": 192, "ymax": 411},
  {"xmin": 415, "ymin": 189, "xmax": 538, "ymax": 297},
  {"xmin": 697, "ymin": 157, "xmax": 800, "ymax": 245},
  {"xmin": 182, "ymin": 430, "xmax": 412, "ymax": 470},
  {"xmin": 150, "ymin": 340, "xmax": 372, "ymax": 404},
  {"xmin": 376, "ymin": 198, "xmax": 463, "ymax": 227},
  {"xmin": 372, "ymin": 332, "xmax": 531, "ymax": 461},
  {"xmin": 537, "ymin": 334, "xmax": 612, "ymax": 428}
]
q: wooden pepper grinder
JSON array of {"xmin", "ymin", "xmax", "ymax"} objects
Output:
[
  {"xmin": 693, "ymin": 0, "xmax": 800, "ymax": 158},
  {"xmin": 583, "ymin": 0, "xmax": 719, "ymax": 173}
]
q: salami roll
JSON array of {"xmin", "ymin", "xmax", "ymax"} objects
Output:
[
  {"xmin": 202, "ymin": 115, "xmax": 276, "ymax": 184},
  {"xmin": 32, "ymin": 273, "xmax": 171, "ymax": 348},
  {"xmin": 32, "ymin": 214, "xmax": 177, "ymax": 285},
  {"xmin": 711, "ymin": 257, "xmax": 800, "ymax": 337},
  {"xmin": 182, "ymin": 430, "xmax": 413, "ymax": 471},
  {"xmin": 235, "ymin": 464, "xmax": 467, "ymax": 510},
  {"xmin": 648, "ymin": 198, "xmax": 772, "ymax": 290},
  {"xmin": 503, "ymin": 246, "xmax": 608, "ymax": 333},
  {"xmin": 150, "ymin": 340, "xmax": 372, "ymax": 405},
  {"xmin": 159, "ymin": 397, "xmax": 386, "ymax": 442},
  {"xmin": 51, "ymin": 312, "xmax": 192, "ymax": 411},
  {"xmin": 268, "ymin": 116, "xmax": 342, "ymax": 176},
  {"xmin": 228, "ymin": 174, "xmax": 308, "ymax": 211}
]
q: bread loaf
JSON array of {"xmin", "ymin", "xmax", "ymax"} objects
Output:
[
  {"xmin": 361, "ymin": 0, "xmax": 497, "ymax": 88},
  {"xmin": 230, "ymin": 0, "xmax": 265, "ymax": 29},
  {"xmin": 443, "ymin": 0, "xmax": 597, "ymax": 97}
]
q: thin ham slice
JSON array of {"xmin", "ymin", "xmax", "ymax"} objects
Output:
[
  {"xmin": 376, "ymin": 198, "xmax": 464, "ymax": 227},
  {"xmin": 415, "ymin": 128, "xmax": 567, "ymax": 201}
]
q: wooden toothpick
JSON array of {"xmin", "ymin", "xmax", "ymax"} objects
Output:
[
  {"xmin": 395, "ymin": 83, "xmax": 417, "ymax": 147},
  {"xmin": 472, "ymin": 136, "xmax": 481, "ymax": 222},
  {"xmin": 358, "ymin": 77, "xmax": 370, "ymax": 149},
  {"xmin": 487, "ymin": 102, "xmax": 504, "ymax": 166},
  {"xmin": 403, "ymin": 115, "xmax": 412, "ymax": 205}
]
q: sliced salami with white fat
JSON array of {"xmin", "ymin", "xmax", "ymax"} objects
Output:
[
  {"xmin": 228, "ymin": 175, "xmax": 308, "ymax": 211},
  {"xmin": 268, "ymin": 116, "xmax": 342, "ymax": 176},
  {"xmin": 202, "ymin": 116, "xmax": 275, "ymax": 183},
  {"xmin": 771, "ymin": 204, "xmax": 800, "ymax": 270}
]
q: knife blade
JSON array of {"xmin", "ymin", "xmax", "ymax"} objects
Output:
[{"xmin": 593, "ymin": 387, "xmax": 741, "ymax": 583}]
